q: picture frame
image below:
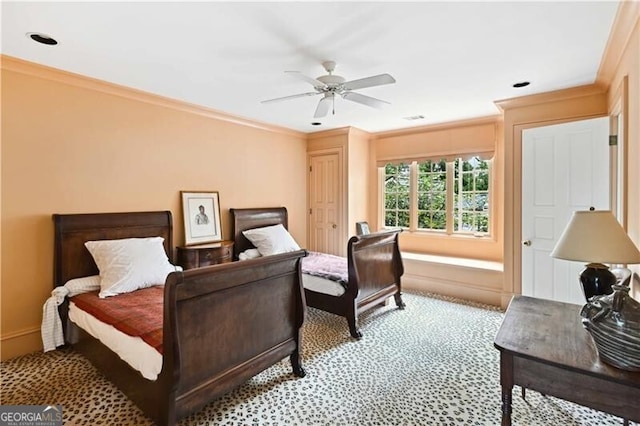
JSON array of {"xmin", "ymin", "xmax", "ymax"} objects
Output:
[
  {"xmin": 181, "ymin": 191, "xmax": 222, "ymax": 246},
  {"xmin": 356, "ymin": 221, "xmax": 370, "ymax": 236}
]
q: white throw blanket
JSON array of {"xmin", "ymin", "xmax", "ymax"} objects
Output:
[
  {"xmin": 41, "ymin": 276, "xmax": 101, "ymax": 352},
  {"xmin": 238, "ymin": 248, "xmax": 261, "ymax": 261}
]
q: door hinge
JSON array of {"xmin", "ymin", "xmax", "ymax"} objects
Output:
[
  {"xmin": 309, "ymin": 208, "xmax": 312, "ymax": 215},
  {"xmin": 609, "ymin": 135, "xmax": 618, "ymax": 146},
  {"xmin": 309, "ymin": 166, "xmax": 312, "ymax": 172}
]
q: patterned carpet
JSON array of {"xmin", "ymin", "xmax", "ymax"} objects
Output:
[{"xmin": 1, "ymin": 291, "xmax": 634, "ymax": 425}]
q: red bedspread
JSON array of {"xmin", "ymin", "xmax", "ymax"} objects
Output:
[{"xmin": 71, "ymin": 286, "xmax": 164, "ymax": 354}]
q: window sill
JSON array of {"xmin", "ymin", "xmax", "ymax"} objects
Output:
[
  {"xmin": 402, "ymin": 252, "xmax": 503, "ymax": 272},
  {"xmin": 390, "ymin": 228, "xmax": 497, "ymax": 242}
]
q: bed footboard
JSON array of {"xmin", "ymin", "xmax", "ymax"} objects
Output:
[
  {"xmin": 348, "ymin": 228, "xmax": 404, "ymax": 305},
  {"xmin": 305, "ymin": 229, "xmax": 404, "ymax": 338},
  {"xmin": 161, "ymin": 250, "xmax": 307, "ymax": 423}
]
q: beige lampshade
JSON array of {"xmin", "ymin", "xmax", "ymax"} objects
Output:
[{"xmin": 551, "ymin": 210, "xmax": 640, "ymax": 264}]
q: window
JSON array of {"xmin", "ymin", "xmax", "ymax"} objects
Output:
[
  {"xmin": 454, "ymin": 157, "xmax": 490, "ymax": 233},
  {"xmin": 417, "ymin": 160, "xmax": 447, "ymax": 230},
  {"xmin": 384, "ymin": 163, "xmax": 410, "ymax": 228},
  {"xmin": 383, "ymin": 156, "xmax": 491, "ymax": 235}
]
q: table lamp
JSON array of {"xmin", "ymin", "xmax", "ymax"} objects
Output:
[{"xmin": 550, "ymin": 210, "xmax": 640, "ymax": 301}]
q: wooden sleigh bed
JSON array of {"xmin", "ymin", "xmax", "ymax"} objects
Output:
[
  {"xmin": 230, "ymin": 207, "xmax": 405, "ymax": 339},
  {"xmin": 52, "ymin": 211, "xmax": 307, "ymax": 425}
]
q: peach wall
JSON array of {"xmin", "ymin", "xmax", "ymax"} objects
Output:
[
  {"xmin": 1, "ymin": 57, "xmax": 307, "ymax": 360},
  {"xmin": 346, "ymin": 128, "xmax": 372, "ymax": 236}
]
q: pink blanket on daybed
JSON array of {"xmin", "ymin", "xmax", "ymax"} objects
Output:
[
  {"xmin": 301, "ymin": 251, "xmax": 348, "ymax": 286},
  {"xmin": 71, "ymin": 286, "xmax": 164, "ymax": 353}
]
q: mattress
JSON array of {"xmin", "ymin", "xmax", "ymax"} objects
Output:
[
  {"xmin": 69, "ymin": 302, "xmax": 161, "ymax": 380},
  {"xmin": 302, "ymin": 273, "xmax": 345, "ymax": 296}
]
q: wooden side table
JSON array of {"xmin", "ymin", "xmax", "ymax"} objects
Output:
[
  {"xmin": 494, "ymin": 295, "xmax": 640, "ymax": 426},
  {"xmin": 176, "ymin": 241, "xmax": 234, "ymax": 270}
]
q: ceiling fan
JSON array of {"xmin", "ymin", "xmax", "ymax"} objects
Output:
[{"xmin": 262, "ymin": 61, "xmax": 396, "ymax": 118}]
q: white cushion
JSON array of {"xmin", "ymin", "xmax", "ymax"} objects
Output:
[
  {"xmin": 242, "ymin": 224, "xmax": 300, "ymax": 256},
  {"xmin": 85, "ymin": 237, "xmax": 179, "ymax": 298}
]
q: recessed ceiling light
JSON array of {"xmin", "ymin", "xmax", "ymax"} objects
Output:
[
  {"xmin": 404, "ymin": 115, "xmax": 425, "ymax": 121},
  {"xmin": 311, "ymin": 122, "xmax": 322, "ymax": 126},
  {"xmin": 513, "ymin": 81, "xmax": 530, "ymax": 88},
  {"xmin": 26, "ymin": 32, "xmax": 58, "ymax": 45}
]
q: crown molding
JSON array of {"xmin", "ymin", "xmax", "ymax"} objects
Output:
[
  {"xmin": 306, "ymin": 126, "xmax": 352, "ymax": 140},
  {"xmin": 1, "ymin": 55, "xmax": 305, "ymax": 138},
  {"xmin": 348, "ymin": 126, "xmax": 373, "ymax": 139},
  {"xmin": 494, "ymin": 84, "xmax": 606, "ymax": 111},
  {"xmin": 596, "ymin": 1, "xmax": 640, "ymax": 88}
]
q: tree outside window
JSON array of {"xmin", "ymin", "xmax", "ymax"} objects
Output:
[
  {"xmin": 417, "ymin": 160, "xmax": 447, "ymax": 230},
  {"xmin": 384, "ymin": 163, "xmax": 410, "ymax": 228}
]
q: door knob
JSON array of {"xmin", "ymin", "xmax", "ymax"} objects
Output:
[
  {"xmin": 332, "ymin": 223, "xmax": 337, "ymax": 229},
  {"xmin": 523, "ymin": 240, "xmax": 532, "ymax": 246}
]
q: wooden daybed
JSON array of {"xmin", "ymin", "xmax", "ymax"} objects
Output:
[
  {"xmin": 52, "ymin": 211, "xmax": 307, "ymax": 425},
  {"xmin": 230, "ymin": 207, "xmax": 405, "ymax": 339}
]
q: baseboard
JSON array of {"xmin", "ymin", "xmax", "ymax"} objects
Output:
[
  {"xmin": 404, "ymin": 274, "xmax": 502, "ymax": 307},
  {"xmin": 1, "ymin": 327, "xmax": 42, "ymax": 361}
]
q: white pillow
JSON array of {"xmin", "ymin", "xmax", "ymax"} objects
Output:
[
  {"xmin": 242, "ymin": 224, "xmax": 300, "ymax": 256},
  {"xmin": 238, "ymin": 248, "xmax": 262, "ymax": 261},
  {"xmin": 84, "ymin": 237, "xmax": 179, "ymax": 298}
]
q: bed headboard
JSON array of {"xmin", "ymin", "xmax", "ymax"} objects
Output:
[
  {"xmin": 229, "ymin": 207, "xmax": 288, "ymax": 259},
  {"xmin": 52, "ymin": 211, "xmax": 173, "ymax": 287}
]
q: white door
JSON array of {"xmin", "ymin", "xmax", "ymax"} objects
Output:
[
  {"xmin": 522, "ymin": 117, "xmax": 609, "ymax": 304},
  {"xmin": 309, "ymin": 152, "xmax": 342, "ymax": 255}
]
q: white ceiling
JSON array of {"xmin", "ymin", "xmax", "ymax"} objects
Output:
[{"xmin": 1, "ymin": 1, "xmax": 619, "ymax": 133}]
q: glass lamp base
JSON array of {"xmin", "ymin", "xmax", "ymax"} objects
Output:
[{"xmin": 580, "ymin": 263, "xmax": 616, "ymax": 301}]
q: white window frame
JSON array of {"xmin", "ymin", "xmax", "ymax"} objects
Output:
[{"xmin": 380, "ymin": 157, "xmax": 493, "ymax": 237}]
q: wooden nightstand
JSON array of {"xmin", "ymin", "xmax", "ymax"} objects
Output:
[{"xmin": 176, "ymin": 241, "xmax": 234, "ymax": 270}]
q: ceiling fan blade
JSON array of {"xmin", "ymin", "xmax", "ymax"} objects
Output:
[
  {"xmin": 285, "ymin": 71, "xmax": 327, "ymax": 89},
  {"xmin": 342, "ymin": 73, "xmax": 396, "ymax": 91},
  {"xmin": 261, "ymin": 91, "xmax": 320, "ymax": 104},
  {"xmin": 342, "ymin": 92, "xmax": 390, "ymax": 109},
  {"xmin": 314, "ymin": 96, "xmax": 332, "ymax": 118}
]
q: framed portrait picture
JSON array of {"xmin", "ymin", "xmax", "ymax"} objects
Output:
[{"xmin": 181, "ymin": 191, "xmax": 222, "ymax": 245}]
